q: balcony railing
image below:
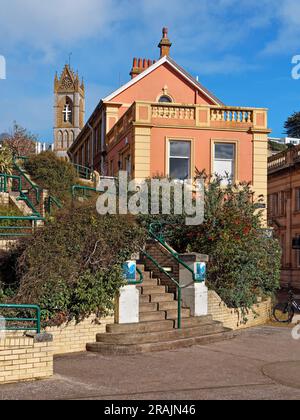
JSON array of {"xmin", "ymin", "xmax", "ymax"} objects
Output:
[
  {"xmin": 210, "ymin": 108, "xmax": 253, "ymax": 124},
  {"xmin": 106, "ymin": 102, "xmax": 265, "ymax": 148},
  {"xmin": 267, "ymin": 145, "xmax": 300, "ymax": 173}
]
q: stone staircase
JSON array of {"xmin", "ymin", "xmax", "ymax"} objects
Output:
[
  {"xmin": 87, "ymin": 264, "xmax": 236, "ymax": 355},
  {"xmin": 9, "ymin": 192, "xmax": 33, "ymax": 216}
]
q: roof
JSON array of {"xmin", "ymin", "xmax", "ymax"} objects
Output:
[{"xmin": 103, "ymin": 55, "xmax": 223, "ymax": 106}]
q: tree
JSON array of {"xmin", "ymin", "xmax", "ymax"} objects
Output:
[
  {"xmin": 2, "ymin": 123, "xmax": 36, "ymax": 157},
  {"xmin": 24, "ymin": 151, "xmax": 77, "ymax": 201},
  {"xmin": 284, "ymin": 112, "xmax": 300, "ymax": 138}
]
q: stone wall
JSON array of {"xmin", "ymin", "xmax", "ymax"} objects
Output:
[
  {"xmin": 0, "ymin": 335, "xmax": 53, "ymax": 385},
  {"xmin": 208, "ymin": 290, "xmax": 272, "ymax": 330},
  {"xmin": 0, "ymin": 192, "xmax": 9, "ymax": 206}
]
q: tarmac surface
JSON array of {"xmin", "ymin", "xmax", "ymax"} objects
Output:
[{"xmin": 0, "ymin": 325, "xmax": 300, "ymax": 400}]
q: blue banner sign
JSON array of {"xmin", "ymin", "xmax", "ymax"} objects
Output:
[{"xmin": 123, "ymin": 261, "xmax": 137, "ymax": 283}]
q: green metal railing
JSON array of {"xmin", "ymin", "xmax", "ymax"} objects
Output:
[
  {"xmin": 0, "ymin": 304, "xmax": 41, "ymax": 333},
  {"xmin": 73, "ymin": 164, "xmax": 94, "ymax": 181},
  {"xmin": 71, "ymin": 185, "xmax": 98, "ymax": 200},
  {"xmin": 0, "ymin": 215, "xmax": 44, "ymax": 237},
  {"xmin": 45, "ymin": 195, "xmax": 63, "ymax": 215},
  {"xmin": 141, "ymin": 249, "xmax": 194, "ymax": 329},
  {"xmin": 126, "ymin": 267, "xmax": 144, "ymax": 286},
  {"xmin": 13, "ymin": 159, "xmax": 41, "ymax": 205},
  {"xmin": 0, "ymin": 174, "xmax": 22, "ymax": 193},
  {"xmin": 149, "ymin": 222, "xmax": 202, "ymax": 283}
]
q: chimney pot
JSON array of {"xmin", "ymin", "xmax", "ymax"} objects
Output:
[{"xmin": 138, "ymin": 58, "xmax": 143, "ymax": 68}]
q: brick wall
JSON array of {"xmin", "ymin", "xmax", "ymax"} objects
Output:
[
  {"xmin": 208, "ymin": 291, "xmax": 272, "ymax": 330},
  {"xmin": 45, "ymin": 315, "xmax": 114, "ymax": 355},
  {"xmin": 0, "ymin": 336, "xmax": 53, "ymax": 385}
]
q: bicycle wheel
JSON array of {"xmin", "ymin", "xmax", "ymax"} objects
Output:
[{"xmin": 273, "ymin": 303, "xmax": 295, "ymax": 323}]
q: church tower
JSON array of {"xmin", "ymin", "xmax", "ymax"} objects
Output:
[{"xmin": 53, "ymin": 64, "xmax": 85, "ymax": 158}]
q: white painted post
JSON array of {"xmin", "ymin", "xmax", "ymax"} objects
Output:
[
  {"xmin": 179, "ymin": 253, "xmax": 209, "ymax": 317},
  {"xmin": 115, "ymin": 260, "xmax": 140, "ymax": 325},
  {"xmin": 115, "ymin": 285, "xmax": 140, "ymax": 325}
]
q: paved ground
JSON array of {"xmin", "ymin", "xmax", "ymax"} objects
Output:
[{"xmin": 1, "ymin": 326, "xmax": 300, "ymax": 400}]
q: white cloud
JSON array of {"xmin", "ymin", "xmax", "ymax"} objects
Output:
[
  {"xmin": 263, "ymin": 0, "xmax": 300, "ymax": 55},
  {"xmin": 0, "ymin": 0, "xmax": 123, "ymax": 59}
]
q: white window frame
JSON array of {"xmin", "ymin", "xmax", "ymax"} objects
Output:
[
  {"xmin": 212, "ymin": 140, "xmax": 238, "ymax": 184},
  {"xmin": 167, "ymin": 139, "xmax": 192, "ymax": 181}
]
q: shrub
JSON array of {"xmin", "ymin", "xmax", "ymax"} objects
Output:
[
  {"xmin": 24, "ymin": 151, "xmax": 77, "ymax": 202},
  {"xmin": 1, "ymin": 203, "xmax": 146, "ymax": 325}
]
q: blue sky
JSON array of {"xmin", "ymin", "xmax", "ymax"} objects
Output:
[{"xmin": 0, "ymin": 0, "xmax": 300, "ymax": 142}]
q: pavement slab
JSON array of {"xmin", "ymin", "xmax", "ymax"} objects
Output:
[{"xmin": 0, "ymin": 326, "xmax": 300, "ymax": 400}]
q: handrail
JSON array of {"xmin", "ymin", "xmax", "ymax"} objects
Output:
[
  {"xmin": 141, "ymin": 248, "xmax": 194, "ymax": 329},
  {"xmin": 0, "ymin": 174, "xmax": 22, "ymax": 193},
  {"xmin": 0, "ymin": 215, "xmax": 44, "ymax": 237},
  {"xmin": 72, "ymin": 185, "xmax": 97, "ymax": 199},
  {"xmin": 17, "ymin": 192, "xmax": 41, "ymax": 217},
  {"xmin": 0, "ymin": 304, "xmax": 41, "ymax": 334},
  {"xmin": 126, "ymin": 267, "xmax": 144, "ymax": 286},
  {"xmin": 73, "ymin": 163, "xmax": 94, "ymax": 181},
  {"xmin": 46, "ymin": 195, "xmax": 63, "ymax": 215},
  {"xmin": 13, "ymin": 158, "xmax": 41, "ymax": 204},
  {"xmin": 13, "ymin": 156, "xmax": 62, "ymax": 216},
  {"xmin": 149, "ymin": 222, "xmax": 200, "ymax": 282}
]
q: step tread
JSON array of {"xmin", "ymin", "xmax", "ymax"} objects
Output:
[
  {"xmin": 139, "ymin": 303, "xmax": 158, "ymax": 313},
  {"xmin": 96, "ymin": 323, "xmax": 227, "ymax": 345},
  {"xmin": 87, "ymin": 330, "xmax": 236, "ymax": 355},
  {"xmin": 106, "ymin": 320, "xmax": 175, "ymax": 334},
  {"xmin": 140, "ymin": 311, "xmax": 166, "ymax": 322},
  {"xmin": 141, "ymin": 286, "xmax": 166, "ymax": 294},
  {"xmin": 166, "ymin": 308, "xmax": 191, "ymax": 320},
  {"xmin": 150, "ymin": 293, "xmax": 175, "ymax": 303}
]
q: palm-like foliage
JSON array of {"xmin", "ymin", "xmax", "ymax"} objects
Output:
[{"xmin": 0, "ymin": 145, "xmax": 13, "ymax": 174}]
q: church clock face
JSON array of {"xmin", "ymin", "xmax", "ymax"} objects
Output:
[{"xmin": 62, "ymin": 77, "xmax": 73, "ymax": 89}]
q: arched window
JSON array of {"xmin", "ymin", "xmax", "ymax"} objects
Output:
[
  {"xmin": 63, "ymin": 131, "xmax": 68, "ymax": 149},
  {"xmin": 63, "ymin": 97, "xmax": 73, "ymax": 123},
  {"xmin": 69, "ymin": 131, "xmax": 75, "ymax": 146},
  {"xmin": 58, "ymin": 131, "xmax": 63, "ymax": 149},
  {"xmin": 158, "ymin": 95, "xmax": 173, "ymax": 103}
]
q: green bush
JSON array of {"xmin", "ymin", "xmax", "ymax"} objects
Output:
[
  {"xmin": 0, "ymin": 203, "xmax": 146, "ymax": 325},
  {"xmin": 24, "ymin": 151, "xmax": 77, "ymax": 202}
]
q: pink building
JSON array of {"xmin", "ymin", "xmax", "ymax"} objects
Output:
[{"xmin": 69, "ymin": 29, "xmax": 270, "ymax": 219}]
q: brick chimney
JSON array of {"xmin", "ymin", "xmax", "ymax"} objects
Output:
[
  {"xmin": 130, "ymin": 57, "xmax": 155, "ymax": 79},
  {"xmin": 158, "ymin": 27, "xmax": 172, "ymax": 58}
]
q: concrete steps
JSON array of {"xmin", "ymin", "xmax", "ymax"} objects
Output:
[
  {"xmin": 87, "ymin": 330, "xmax": 235, "ymax": 355},
  {"xmin": 95, "ymin": 322, "xmax": 226, "ymax": 345},
  {"xmin": 87, "ymin": 265, "xmax": 235, "ymax": 355},
  {"xmin": 9, "ymin": 192, "xmax": 32, "ymax": 216}
]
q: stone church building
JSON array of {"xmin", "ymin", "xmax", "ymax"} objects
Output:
[{"xmin": 53, "ymin": 65, "xmax": 85, "ymax": 159}]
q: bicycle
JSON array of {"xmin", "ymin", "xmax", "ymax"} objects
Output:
[{"xmin": 273, "ymin": 290, "xmax": 300, "ymax": 323}]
